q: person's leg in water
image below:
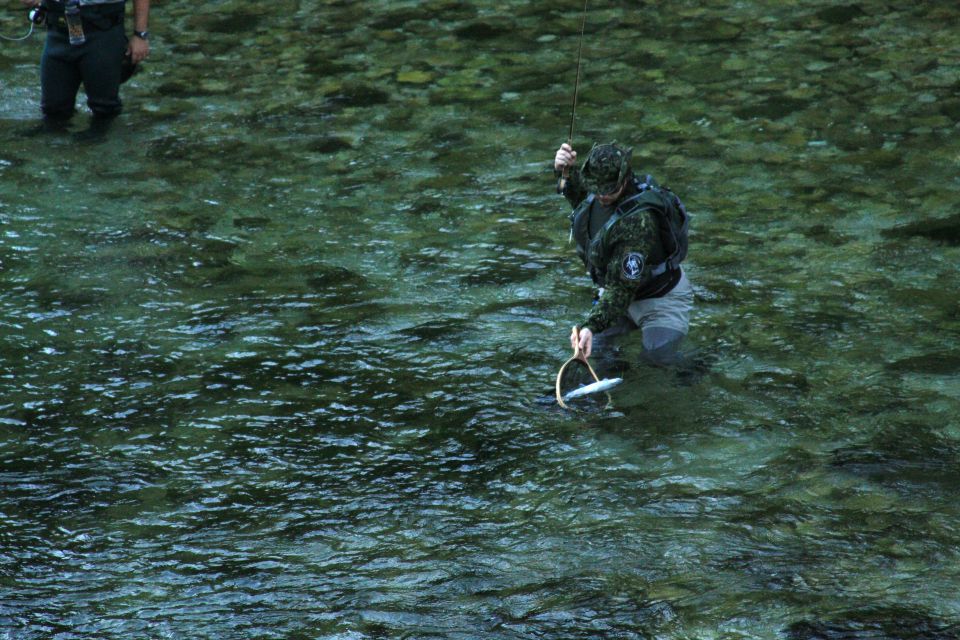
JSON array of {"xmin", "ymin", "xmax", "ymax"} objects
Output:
[
  {"xmin": 40, "ymin": 30, "xmax": 82, "ymax": 126},
  {"xmin": 80, "ymin": 26, "xmax": 125, "ymax": 120},
  {"xmin": 629, "ymin": 269, "xmax": 694, "ymax": 367},
  {"xmin": 74, "ymin": 25, "xmax": 126, "ymax": 142},
  {"xmin": 641, "ymin": 325, "xmax": 686, "ymax": 366}
]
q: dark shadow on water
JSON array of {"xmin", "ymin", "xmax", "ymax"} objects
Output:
[
  {"xmin": 788, "ymin": 607, "xmax": 960, "ymax": 640},
  {"xmin": 882, "ymin": 213, "xmax": 960, "ymax": 246},
  {"xmin": 17, "ymin": 117, "xmax": 71, "ymax": 138},
  {"xmin": 17, "ymin": 113, "xmax": 117, "ymax": 144},
  {"xmin": 830, "ymin": 422, "xmax": 960, "ymax": 493},
  {"xmin": 73, "ymin": 114, "xmax": 118, "ymax": 144}
]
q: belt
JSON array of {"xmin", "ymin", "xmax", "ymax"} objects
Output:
[{"xmin": 46, "ymin": 12, "xmax": 122, "ymax": 32}]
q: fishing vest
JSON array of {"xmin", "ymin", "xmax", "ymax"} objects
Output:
[{"xmin": 569, "ymin": 175, "xmax": 689, "ymax": 298}]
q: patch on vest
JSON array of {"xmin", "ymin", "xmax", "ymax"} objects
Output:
[{"xmin": 621, "ymin": 252, "xmax": 645, "ymax": 281}]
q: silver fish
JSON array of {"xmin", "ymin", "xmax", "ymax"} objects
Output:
[{"xmin": 562, "ymin": 377, "xmax": 623, "ymax": 402}]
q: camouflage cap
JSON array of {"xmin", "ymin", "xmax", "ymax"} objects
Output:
[{"xmin": 581, "ymin": 142, "xmax": 633, "ymax": 195}]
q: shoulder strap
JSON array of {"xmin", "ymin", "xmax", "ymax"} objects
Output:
[{"xmin": 612, "ymin": 178, "xmax": 688, "ymax": 277}]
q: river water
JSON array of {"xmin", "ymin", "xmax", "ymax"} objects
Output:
[{"xmin": 1, "ymin": 1, "xmax": 959, "ymax": 638}]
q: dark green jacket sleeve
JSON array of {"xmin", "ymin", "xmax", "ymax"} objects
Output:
[
  {"xmin": 582, "ymin": 210, "xmax": 660, "ymax": 334},
  {"xmin": 557, "ymin": 166, "xmax": 588, "ymax": 209}
]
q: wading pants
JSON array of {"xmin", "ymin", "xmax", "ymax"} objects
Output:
[{"xmin": 41, "ymin": 21, "xmax": 127, "ymax": 119}]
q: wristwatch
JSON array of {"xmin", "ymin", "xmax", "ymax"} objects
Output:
[{"xmin": 133, "ymin": 30, "xmax": 150, "ymax": 40}]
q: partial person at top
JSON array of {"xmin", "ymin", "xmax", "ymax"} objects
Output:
[{"xmin": 19, "ymin": 0, "xmax": 150, "ymax": 121}]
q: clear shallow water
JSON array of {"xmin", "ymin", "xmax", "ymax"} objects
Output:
[{"xmin": 2, "ymin": 1, "xmax": 960, "ymax": 638}]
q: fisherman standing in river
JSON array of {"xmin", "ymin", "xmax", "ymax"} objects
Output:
[
  {"xmin": 553, "ymin": 142, "xmax": 694, "ymax": 365},
  {"xmin": 19, "ymin": 0, "xmax": 150, "ymax": 121}
]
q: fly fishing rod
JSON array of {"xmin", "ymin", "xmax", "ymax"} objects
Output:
[
  {"xmin": 554, "ymin": 0, "xmax": 610, "ymax": 410},
  {"xmin": 557, "ymin": 0, "xmax": 590, "ymax": 193}
]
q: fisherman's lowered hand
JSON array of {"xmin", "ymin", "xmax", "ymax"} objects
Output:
[
  {"xmin": 570, "ymin": 326, "xmax": 593, "ymax": 359},
  {"xmin": 128, "ymin": 33, "xmax": 150, "ymax": 64}
]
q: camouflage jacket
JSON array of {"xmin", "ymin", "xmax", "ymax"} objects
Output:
[{"xmin": 559, "ymin": 168, "xmax": 680, "ymax": 334}]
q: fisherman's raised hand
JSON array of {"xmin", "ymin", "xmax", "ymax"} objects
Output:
[
  {"xmin": 570, "ymin": 326, "xmax": 593, "ymax": 359},
  {"xmin": 554, "ymin": 143, "xmax": 577, "ymax": 172}
]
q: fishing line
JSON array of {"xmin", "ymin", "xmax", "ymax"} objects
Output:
[{"xmin": 0, "ymin": 22, "xmax": 34, "ymax": 41}]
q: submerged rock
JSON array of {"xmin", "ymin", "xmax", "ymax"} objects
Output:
[
  {"xmin": 396, "ymin": 70, "xmax": 435, "ymax": 84},
  {"xmin": 675, "ymin": 19, "xmax": 743, "ymax": 43},
  {"xmin": 307, "ymin": 135, "xmax": 354, "ymax": 154},
  {"xmin": 882, "ymin": 214, "xmax": 960, "ymax": 245},
  {"xmin": 454, "ymin": 20, "xmax": 512, "ymax": 40},
  {"xmin": 324, "ymin": 82, "xmax": 392, "ymax": 107},
  {"xmin": 939, "ymin": 98, "xmax": 960, "ymax": 121},
  {"xmin": 830, "ymin": 422, "xmax": 960, "ymax": 490},
  {"xmin": 802, "ymin": 224, "xmax": 853, "ymax": 246},
  {"xmin": 815, "ymin": 5, "xmax": 867, "ymax": 25},
  {"xmin": 459, "ymin": 258, "xmax": 541, "ymax": 286},
  {"xmin": 846, "ymin": 148, "xmax": 903, "ymax": 169},
  {"xmin": 399, "ymin": 318, "xmax": 471, "ymax": 341},
  {"xmin": 369, "ymin": 8, "xmax": 430, "ymax": 30},
  {"xmin": 743, "ymin": 368, "xmax": 810, "ymax": 393},
  {"xmin": 303, "ymin": 52, "xmax": 358, "ymax": 78},
  {"xmin": 193, "ymin": 11, "xmax": 264, "ymax": 34},
  {"xmin": 405, "ymin": 198, "xmax": 444, "ymax": 216},
  {"xmin": 828, "ymin": 125, "xmax": 885, "ymax": 152},
  {"xmin": 305, "ymin": 264, "xmax": 368, "ymax": 291},
  {"xmin": 886, "ymin": 352, "xmax": 960, "ymax": 375},
  {"xmin": 155, "ymin": 81, "xmax": 206, "ymax": 98},
  {"xmin": 156, "ymin": 209, "xmax": 218, "ymax": 234},
  {"xmin": 303, "ymin": 264, "xmax": 374, "ymax": 304},
  {"xmin": 734, "ymin": 96, "xmax": 811, "ymax": 120},
  {"xmin": 232, "ymin": 216, "xmax": 271, "ymax": 231},
  {"xmin": 413, "ymin": 0, "xmax": 476, "ymax": 22}
]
